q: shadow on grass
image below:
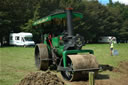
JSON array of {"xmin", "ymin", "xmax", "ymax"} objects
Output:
[
  {"xmin": 96, "ymin": 74, "xmax": 110, "ymax": 80},
  {"xmin": 95, "ymin": 64, "xmax": 114, "ymax": 80}
]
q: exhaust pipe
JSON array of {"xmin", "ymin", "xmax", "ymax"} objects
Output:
[{"xmin": 66, "ymin": 8, "xmax": 73, "ymax": 37}]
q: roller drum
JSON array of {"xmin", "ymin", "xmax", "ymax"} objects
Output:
[{"xmin": 61, "ymin": 54, "xmax": 99, "ymax": 81}]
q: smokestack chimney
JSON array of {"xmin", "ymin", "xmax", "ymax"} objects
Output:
[{"xmin": 66, "ymin": 8, "xmax": 73, "ymax": 37}]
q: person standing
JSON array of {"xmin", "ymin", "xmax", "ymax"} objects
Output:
[{"xmin": 109, "ymin": 37, "xmax": 114, "ymax": 56}]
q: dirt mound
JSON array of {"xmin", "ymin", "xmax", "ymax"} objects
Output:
[
  {"xmin": 17, "ymin": 71, "xmax": 65, "ymax": 85},
  {"xmin": 17, "ymin": 61, "xmax": 128, "ymax": 85},
  {"xmin": 113, "ymin": 61, "xmax": 128, "ymax": 74},
  {"xmin": 95, "ymin": 61, "xmax": 128, "ymax": 85}
]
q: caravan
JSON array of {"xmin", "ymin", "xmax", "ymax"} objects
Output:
[
  {"xmin": 9, "ymin": 32, "xmax": 35, "ymax": 46},
  {"xmin": 98, "ymin": 36, "xmax": 117, "ymax": 43}
]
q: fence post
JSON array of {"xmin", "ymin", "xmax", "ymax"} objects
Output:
[{"xmin": 89, "ymin": 72, "xmax": 95, "ymax": 85}]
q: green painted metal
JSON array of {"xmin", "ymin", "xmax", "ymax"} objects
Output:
[
  {"xmin": 56, "ymin": 46, "xmax": 64, "ymax": 55},
  {"xmin": 52, "ymin": 38, "xmax": 64, "ymax": 55},
  {"xmin": 43, "ymin": 34, "xmax": 51, "ymax": 51},
  {"xmin": 33, "ymin": 12, "xmax": 83, "ymax": 26},
  {"xmin": 43, "ymin": 34, "xmax": 64, "ymax": 56},
  {"xmin": 52, "ymin": 37, "xmax": 59, "ymax": 48},
  {"xmin": 62, "ymin": 50, "xmax": 94, "ymax": 67}
]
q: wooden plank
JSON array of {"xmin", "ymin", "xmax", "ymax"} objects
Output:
[{"xmin": 89, "ymin": 72, "xmax": 95, "ymax": 85}]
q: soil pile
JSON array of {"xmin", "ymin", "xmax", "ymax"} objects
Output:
[
  {"xmin": 17, "ymin": 71, "xmax": 64, "ymax": 85},
  {"xmin": 113, "ymin": 61, "xmax": 128, "ymax": 74},
  {"xmin": 17, "ymin": 61, "xmax": 128, "ymax": 85},
  {"xmin": 95, "ymin": 61, "xmax": 128, "ymax": 85}
]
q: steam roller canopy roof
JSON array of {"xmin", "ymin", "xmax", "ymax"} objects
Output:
[{"xmin": 33, "ymin": 12, "xmax": 83, "ymax": 26}]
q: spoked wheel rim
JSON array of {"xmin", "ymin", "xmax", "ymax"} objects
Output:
[
  {"xmin": 61, "ymin": 57, "xmax": 74, "ymax": 81},
  {"xmin": 61, "ymin": 70, "xmax": 74, "ymax": 80}
]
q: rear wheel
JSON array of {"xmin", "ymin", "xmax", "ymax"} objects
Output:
[{"xmin": 35, "ymin": 44, "xmax": 49, "ymax": 70}]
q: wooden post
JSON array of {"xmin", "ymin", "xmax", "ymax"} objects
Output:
[{"xmin": 89, "ymin": 72, "xmax": 95, "ymax": 85}]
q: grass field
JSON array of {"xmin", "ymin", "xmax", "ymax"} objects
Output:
[
  {"xmin": 0, "ymin": 47, "xmax": 36, "ymax": 85},
  {"xmin": 83, "ymin": 43, "xmax": 128, "ymax": 67},
  {"xmin": 0, "ymin": 44, "xmax": 128, "ymax": 85}
]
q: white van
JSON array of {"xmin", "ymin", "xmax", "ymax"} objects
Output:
[
  {"xmin": 98, "ymin": 36, "xmax": 117, "ymax": 43},
  {"xmin": 9, "ymin": 32, "xmax": 35, "ymax": 46}
]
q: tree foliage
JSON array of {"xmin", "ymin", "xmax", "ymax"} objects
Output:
[
  {"xmin": 0, "ymin": 0, "xmax": 128, "ymax": 46},
  {"xmin": 107, "ymin": 2, "xmax": 128, "ymax": 42}
]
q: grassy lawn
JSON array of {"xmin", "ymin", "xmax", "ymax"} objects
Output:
[
  {"xmin": 0, "ymin": 47, "xmax": 36, "ymax": 85},
  {"xmin": 0, "ymin": 44, "xmax": 128, "ymax": 85},
  {"xmin": 83, "ymin": 43, "xmax": 128, "ymax": 79},
  {"xmin": 83, "ymin": 43, "xmax": 128, "ymax": 67}
]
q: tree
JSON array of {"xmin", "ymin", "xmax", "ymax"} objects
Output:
[
  {"xmin": 0, "ymin": 0, "xmax": 41, "ymax": 45},
  {"xmin": 0, "ymin": 0, "xmax": 128, "ymax": 45},
  {"xmin": 107, "ymin": 2, "xmax": 128, "ymax": 42},
  {"xmin": 74, "ymin": 1, "xmax": 120, "ymax": 43}
]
